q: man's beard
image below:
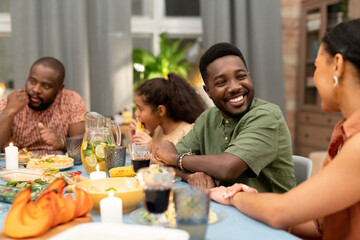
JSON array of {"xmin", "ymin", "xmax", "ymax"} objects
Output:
[
  {"xmin": 217, "ymin": 102, "xmax": 252, "ymax": 119},
  {"xmin": 27, "ymin": 94, "xmax": 52, "ymax": 111}
]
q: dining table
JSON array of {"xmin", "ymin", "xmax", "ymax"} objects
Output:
[{"xmin": 0, "ymin": 156, "xmax": 300, "ymax": 240}]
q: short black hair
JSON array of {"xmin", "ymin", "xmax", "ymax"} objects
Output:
[
  {"xmin": 199, "ymin": 42, "xmax": 248, "ymax": 85},
  {"xmin": 31, "ymin": 57, "xmax": 65, "ymax": 85}
]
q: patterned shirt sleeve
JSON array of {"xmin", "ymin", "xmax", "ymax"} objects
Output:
[{"xmin": 63, "ymin": 90, "xmax": 87, "ymax": 124}]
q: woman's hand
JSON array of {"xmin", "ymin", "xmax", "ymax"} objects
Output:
[
  {"xmin": 210, "ymin": 186, "xmax": 232, "ymax": 205},
  {"xmin": 128, "ymin": 119, "xmax": 137, "ymax": 142},
  {"xmin": 223, "ymin": 183, "xmax": 258, "ymax": 199},
  {"xmin": 132, "ymin": 131, "xmax": 153, "ymax": 144},
  {"xmin": 210, "ymin": 183, "xmax": 258, "ymax": 206}
]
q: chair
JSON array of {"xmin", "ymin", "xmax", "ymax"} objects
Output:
[{"xmin": 292, "ymin": 155, "xmax": 313, "ymax": 186}]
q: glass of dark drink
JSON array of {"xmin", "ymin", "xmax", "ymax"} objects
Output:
[
  {"xmin": 137, "ymin": 165, "xmax": 175, "ymax": 225},
  {"xmin": 128, "ymin": 143, "xmax": 152, "ymax": 173}
]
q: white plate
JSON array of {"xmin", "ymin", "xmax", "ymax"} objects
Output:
[
  {"xmin": 27, "ymin": 163, "xmax": 74, "ymax": 171},
  {"xmin": 49, "ymin": 222, "xmax": 189, "ymax": 240}
]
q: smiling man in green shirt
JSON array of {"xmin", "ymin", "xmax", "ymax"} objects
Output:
[{"xmin": 155, "ymin": 43, "xmax": 295, "ymax": 193}]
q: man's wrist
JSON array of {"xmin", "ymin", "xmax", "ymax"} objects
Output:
[
  {"xmin": 176, "ymin": 152, "xmax": 192, "ymax": 171},
  {"xmin": 3, "ymin": 106, "xmax": 18, "ymax": 118}
]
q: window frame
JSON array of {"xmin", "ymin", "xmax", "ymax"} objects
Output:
[{"xmin": 131, "ymin": 0, "xmax": 202, "ymax": 55}]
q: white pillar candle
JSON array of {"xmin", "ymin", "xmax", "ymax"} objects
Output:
[
  {"xmin": 5, "ymin": 142, "xmax": 18, "ymax": 170},
  {"xmin": 100, "ymin": 190, "xmax": 123, "ymax": 223},
  {"xmin": 90, "ymin": 164, "xmax": 106, "ymax": 180}
]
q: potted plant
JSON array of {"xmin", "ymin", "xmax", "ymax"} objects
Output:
[{"xmin": 132, "ymin": 32, "xmax": 194, "ymax": 89}]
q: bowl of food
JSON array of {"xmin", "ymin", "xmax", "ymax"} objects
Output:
[
  {"xmin": 0, "ymin": 169, "xmax": 49, "ymax": 203},
  {"xmin": 78, "ymin": 177, "xmax": 143, "ymax": 213}
]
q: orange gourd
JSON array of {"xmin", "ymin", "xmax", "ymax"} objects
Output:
[{"xmin": 4, "ymin": 177, "xmax": 93, "ymax": 238}]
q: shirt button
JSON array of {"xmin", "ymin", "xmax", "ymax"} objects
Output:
[
  {"xmin": 225, "ymin": 137, "xmax": 228, "ymax": 140},
  {"xmin": 225, "ymin": 120, "xmax": 229, "ymax": 124}
]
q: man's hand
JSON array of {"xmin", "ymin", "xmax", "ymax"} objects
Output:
[
  {"xmin": 5, "ymin": 89, "xmax": 29, "ymax": 116},
  {"xmin": 155, "ymin": 140, "xmax": 179, "ymax": 166},
  {"xmin": 38, "ymin": 122, "xmax": 64, "ymax": 150},
  {"xmin": 188, "ymin": 172, "xmax": 215, "ymax": 189}
]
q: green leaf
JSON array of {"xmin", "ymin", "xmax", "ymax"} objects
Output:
[
  {"xmin": 6, "ymin": 180, "xmax": 19, "ymax": 186},
  {"xmin": 132, "ymin": 31, "xmax": 194, "ymax": 90}
]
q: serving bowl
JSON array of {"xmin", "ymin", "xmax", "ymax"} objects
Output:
[
  {"xmin": 78, "ymin": 177, "xmax": 143, "ymax": 213},
  {"xmin": 0, "ymin": 169, "xmax": 49, "ymax": 203}
]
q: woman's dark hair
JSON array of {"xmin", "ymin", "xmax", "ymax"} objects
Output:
[
  {"xmin": 199, "ymin": 42, "xmax": 248, "ymax": 85},
  {"xmin": 322, "ymin": 18, "xmax": 360, "ymax": 75},
  {"xmin": 135, "ymin": 73, "xmax": 207, "ymax": 123}
]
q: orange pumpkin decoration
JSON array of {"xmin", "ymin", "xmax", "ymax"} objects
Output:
[
  {"xmin": 74, "ymin": 187, "xmax": 93, "ymax": 218},
  {"xmin": 4, "ymin": 187, "xmax": 53, "ymax": 238},
  {"xmin": 4, "ymin": 177, "xmax": 93, "ymax": 238}
]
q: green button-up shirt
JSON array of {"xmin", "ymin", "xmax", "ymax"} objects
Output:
[{"xmin": 176, "ymin": 98, "xmax": 295, "ymax": 193}]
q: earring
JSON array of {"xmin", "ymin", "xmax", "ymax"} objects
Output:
[{"xmin": 333, "ymin": 76, "xmax": 338, "ymax": 87}]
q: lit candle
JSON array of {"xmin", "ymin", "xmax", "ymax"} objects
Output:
[
  {"xmin": 5, "ymin": 142, "xmax": 18, "ymax": 170},
  {"xmin": 100, "ymin": 190, "xmax": 123, "ymax": 223},
  {"xmin": 90, "ymin": 164, "xmax": 106, "ymax": 180}
]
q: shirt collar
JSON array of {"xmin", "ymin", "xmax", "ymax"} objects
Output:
[
  {"xmin": 342, "ymin": 107, "xmax": 360, "ymax": 140},
  {"xmin": 218, "ymin": 98, "xmax": 255, "ymax": 127}
]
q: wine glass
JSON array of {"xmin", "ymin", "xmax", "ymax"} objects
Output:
[
  {"xmin": 128, "ymin": 143, "xmax": 152, "ymax": 173},
  {"xmin": 137, "ymin": 165, "xmax": 175, "ymax": 225}
]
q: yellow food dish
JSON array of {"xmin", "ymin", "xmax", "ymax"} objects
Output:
[
  {"xmin": 109, "ymin": 165, "xmax": 136, "ymax": 178},
  {"xmin": 78, "ymin": 177, "xmax": 143, "ymax": 213},
  {"xmin": 27, "ymin": 155, "xmax": 74, "ymax": 169}
]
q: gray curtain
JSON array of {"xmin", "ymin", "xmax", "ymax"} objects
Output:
[
  {"xmin": 10, "ymin": 0, "xmax": 132, "ymax": 118},
  {"xmin": 200, "ymin": 0, "xmax": 285, "ymax": 113}
]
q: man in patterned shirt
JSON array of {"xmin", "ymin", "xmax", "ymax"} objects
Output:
[{"xmin": 0, "ymin": 57, "xmax": 87, "ymax": 154}]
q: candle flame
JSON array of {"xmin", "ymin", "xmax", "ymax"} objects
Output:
[{"xmin": 0, "ymin": 83, "xmax": 6, "ymax": 96}]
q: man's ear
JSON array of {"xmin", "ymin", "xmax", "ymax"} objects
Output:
[
  {"xmin": 203, "ymin": 84, "xmax": 212, "ymax": 99},
  {"xmin": 157, "ymin": 105, "xmax": 166, "ymax": 117}
]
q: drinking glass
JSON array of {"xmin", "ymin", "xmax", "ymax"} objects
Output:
[
  {"xmin": 137, "ymin": 166, "xmax": 175, "ymax": 225},
  {"xmin": 104, "ymin": 145, "xmax": 126, "ymax": 177},
  {"xmin": 174, "ymin": 186, "xmax": 210, "ymax": 240},
  {"xmin": 128, "ymin": 143, "xmax": 152, "ymax": 173},
  {"xmin": 66, "ymin": 136, "xmax": 83, "ymax": 165}
]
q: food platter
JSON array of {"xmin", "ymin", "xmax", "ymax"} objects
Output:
[
  {"xmin": 0, "ymin": 168, "xmax": 49, "ymax": 203},
  {"xmin": 129, "ymin": 203, "xmax": 227, "ymax": 227},
  {"xmin": 27, "ymin": 155, "xmax": 74, "ymax": 170}
]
